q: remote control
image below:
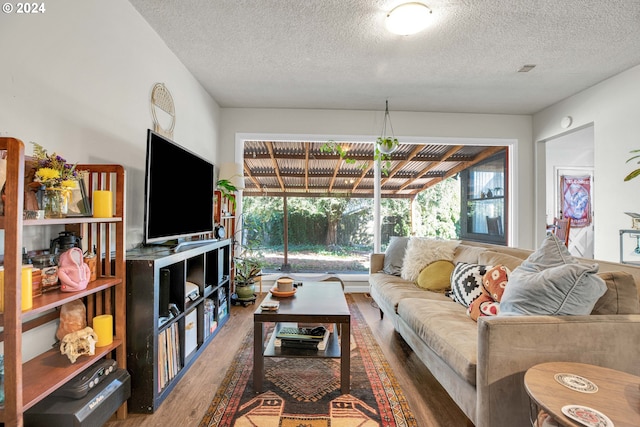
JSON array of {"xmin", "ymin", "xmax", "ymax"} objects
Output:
[{"xmin": 52, "ymin": 358, "xmax": 118, "ymax": 399}]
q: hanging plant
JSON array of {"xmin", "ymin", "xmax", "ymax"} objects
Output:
[
  {"xmin": 320, "ymin": 140, "xmax": 395, "ymax": 176},
  {"xmin": 376, "ymin": 136, "xmax": 399, "ymax": 155}
]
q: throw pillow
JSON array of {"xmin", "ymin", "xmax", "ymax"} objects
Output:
[
  {"xmin": 382, "ymin": 236, "xmax": 410, "ymax": 276},
  {"xmin": 416, "ymin": 260, "xmax": 455, "ymax": 292},
  {"xmin": 592, "ymin": 271, "xmax": 640, "ymax": 315},
  {"xmin": 468, "ymin": 264, "xmax": 510, "ymax": 321},
  {"xmin": 448, "ymin": 262, "xmax": 491, "ymax": 307},
  {"xmin": 401, "ymin": 237, "xmax": 461, "ymax": 282},
  {"xmin": 499, "ymin": 234, "xmax": 606, "ymax": 316}
]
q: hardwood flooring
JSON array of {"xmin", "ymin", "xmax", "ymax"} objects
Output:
[{"xmin": 105, "ymin": 293, "xmax": 471, "ymax": 427}]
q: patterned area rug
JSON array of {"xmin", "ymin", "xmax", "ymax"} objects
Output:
[{"xmin": 199, "ymin": 295, "xmax": 417, "ymax": 427}]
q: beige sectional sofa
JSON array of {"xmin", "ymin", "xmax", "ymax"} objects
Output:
[{"xmin": 369, "ymin": 238, "xmax": 640, "ymax": 427}]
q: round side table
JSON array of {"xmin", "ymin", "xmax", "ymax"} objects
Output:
[{"xmin": 524, "ymin": 362, "xmax": 640, "ymax": 427}]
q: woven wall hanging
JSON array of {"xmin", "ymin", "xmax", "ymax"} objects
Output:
[{"xmin": 150, "ymin": 82, "xmax": 175, "ymax": 139}]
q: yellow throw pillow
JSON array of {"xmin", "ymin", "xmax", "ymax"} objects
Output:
[{"xmin": 416, "ymin": 260, "xmax": 455, "ymax": 292}]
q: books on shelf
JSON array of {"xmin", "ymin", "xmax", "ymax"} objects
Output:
[
  {"xmin": 203, "ymin": 298, "xmax": 215, "ymax": 339},
  {"xmin": 158, "ymin": 322, "xmax": 181, "ymax": 392},
  {"xmin": 274, "ymin": 326, "xmax": 331, "ymax": 351}
]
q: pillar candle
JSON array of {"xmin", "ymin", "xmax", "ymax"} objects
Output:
[
  {"xmin": 21, "ymin": 266, "xmax": 32, "ymax": 311},
  {"xmin": 93, "ymin": 190, "xmax": 113, "ymax": 218},
  {"xmin": 0, "ymin": 267, "xmax": 4, "ymax": 313},
  {"xmin": 93, "ymin": 314, "xmax": 113, "ymax": 347}
]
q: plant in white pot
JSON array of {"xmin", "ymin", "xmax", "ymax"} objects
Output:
[{"xmin": 376, "ymin": 136, "xmax": 399, "ymax": 155}]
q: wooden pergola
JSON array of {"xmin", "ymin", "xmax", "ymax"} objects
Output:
[{"xmin": 242, "ymin": 141, "xmax": 506, "ymax": 198}]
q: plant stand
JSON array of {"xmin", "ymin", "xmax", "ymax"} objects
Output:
[{"xmin": 231, "ymin": 293, "xmax": 257, "ymax": 307}]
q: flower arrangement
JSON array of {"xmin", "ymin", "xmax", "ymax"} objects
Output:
[{"xmin": 32, "ymin": 142, "xmax": 85, "ymax": 189}]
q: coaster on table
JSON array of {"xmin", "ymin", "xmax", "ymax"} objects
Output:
[
  {"xmin": 260, "ymin": 301, "xmax": 280, "ymax": 311},
  {"xmin": 561, "ymin": 405, "xmax": 613, "ymax": 427},
  {"xmin": 554, "ymin": 373, "xmax": 598, "ymax": 393}
]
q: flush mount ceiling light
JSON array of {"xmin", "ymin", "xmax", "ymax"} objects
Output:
[{"xmin": 386, "ymin": 2, "xmax": 432, "ymax": 36}]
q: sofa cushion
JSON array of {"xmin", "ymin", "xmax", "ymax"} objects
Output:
[
  {"xmin": 382, "ymin": 236, "xmax": 410, "ymax": 275},
  {"xmin": 453, "ymin": 244, "xmax": 489, "ymax": 265},
  {"xmin": 449, "ymin": 262, "xmax": 491, "ymax": 308},
  {"xmin": 401, "ymin": 237, "xmax": 460, "ymax": 282},
  {"xmin": 369, "ymin": 272, "xmax": 452, "ymax": 313},
  {"xmin": 500, "ymin": 234, "xmax": 606, "ymax": 316},
  {"xmin": 397, "ymin": 298, "xmax": 478, "ymax": 385},
  {"xmin": 592, "ymin": 271, "xmax": 640, "ymax": 314},
  {"xmin": 478, "ymin": 250, "xmax": 525, "ymax": 271},
  {"xmin": 416, "ymin": 260, "xmax": 455, "ymax": 292}
]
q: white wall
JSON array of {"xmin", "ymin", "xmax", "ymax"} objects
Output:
[
  {"xmin": 0, "ymin": 0, "xmax": 221, "ymax": 361},
  {"xmin": 220, "ymin": 108, "xmax": 536, "ymax": 249},
  {"xmin": 0, "ymin": 0, "xmax": 222, "ymax": 252},
  {"xmin": 534, "ymin": 64, "xmax": 640, "ymax": 261}
]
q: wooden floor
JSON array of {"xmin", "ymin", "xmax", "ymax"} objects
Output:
[{"xmin": 105, "ymin": 293, "xmax": 471, "ymax": 427}]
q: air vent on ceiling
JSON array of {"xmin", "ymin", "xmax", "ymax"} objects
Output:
[{"xmin": 518, "ymin": 64, "xmax": 536, "ymax": 73}]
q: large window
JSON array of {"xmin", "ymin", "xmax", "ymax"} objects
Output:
[
  {"xmin": 241, "ymin": 196, "xmax": 413, "ymax": 274},
  {"xmin": 460, "ymin": 151, "xmax": 507, "ymax": 244}
]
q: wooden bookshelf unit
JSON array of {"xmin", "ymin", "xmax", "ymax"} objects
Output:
[{"xmin": 0, "ymin": 137, "xmax": 127, "ymax": 426}]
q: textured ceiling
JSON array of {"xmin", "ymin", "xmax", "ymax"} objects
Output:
[{"xmin": 130, "ymin": 0, "xmax": 640, "ymax": 114}]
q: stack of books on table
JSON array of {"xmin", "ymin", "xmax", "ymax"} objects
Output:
[{"xmin": 275, "ymin": 326, "xmax": 331, "ymax": 350}]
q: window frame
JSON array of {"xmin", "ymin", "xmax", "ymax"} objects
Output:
[{"xmin": 459, "ymin": 150, "xmax": 508, "ymax": 245}]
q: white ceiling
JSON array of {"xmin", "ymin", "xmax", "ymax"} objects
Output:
[{"xmin": 130, "ymin": 0, "xmax": 640, "ymax": 114}]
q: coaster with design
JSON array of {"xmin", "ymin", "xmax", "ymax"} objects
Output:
[
  {"xmin": 562, "ymin": 405, "xmax": 613, "ymax": 427},
  {"xmin": 554, "ymin": 373, "xmax": 598, "ymax": 393}
]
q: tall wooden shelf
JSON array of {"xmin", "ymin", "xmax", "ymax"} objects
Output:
[
  {"xmin": 126, "ymin": 239, "xmax": 231, "ymax": 413},
  {"xmin": 0, "ymin": 137, "xmax": 127, "ymax": 426},
  {"xmin": 214, "ymin": 190, "xmax": 236, "ymax": 243}
]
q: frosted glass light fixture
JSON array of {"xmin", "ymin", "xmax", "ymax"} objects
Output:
[{"xmin": 386, "ymin": 2, "xmax": 432, "ymax": 36}]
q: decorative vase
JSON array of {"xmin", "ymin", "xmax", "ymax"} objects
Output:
[
  {"xmin": 43, "ymin": 187, "xmax": 69, "ymax": 218},
  {"xmin": 235, "ymin": 283, "xmax": 255, "ymax": 300}
]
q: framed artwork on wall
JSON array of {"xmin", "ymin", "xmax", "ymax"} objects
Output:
[{"xmin": 560, "ymin": 174, "xmax": 591, "ymax": 228}]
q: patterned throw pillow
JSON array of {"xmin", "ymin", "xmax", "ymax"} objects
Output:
[{"xmin": 448, "ymin": 262, "xmax": 491, "ymax": 307}]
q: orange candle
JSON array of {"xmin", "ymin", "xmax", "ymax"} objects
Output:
[
  {"xmin": 93, "ymin": 314, "xmax": 113, "ymax": 347},
  {"xmin": 21, "ymin": 266, "xmax": 33, "ymax": 311},
  {"xmin": 93, "ymin": 190, "xmax": 113, "ymax": 218},
  {"xmin": 0, "ymin": 267, "xmax": 4, "ymax": 312}
]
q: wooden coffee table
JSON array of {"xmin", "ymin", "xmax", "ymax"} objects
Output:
[
  {"xmin": 253, "ymin": 281, "xmax": 351, "ymax": 393},
  {"xmin": 525, "ymin": 361, "xmax": 640, "ymax": 427}
]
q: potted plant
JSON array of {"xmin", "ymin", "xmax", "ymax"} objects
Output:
[
  {"xmin": 233, "ymin": 249, "xmax": 264, "ymax": 300},
  {"xmin": 217, "ymin": 178, "xmax": 238, "ymax": 211},
  {"xmin": 376, "ymin": 136, "xmax": 399, "ymax": 155}
]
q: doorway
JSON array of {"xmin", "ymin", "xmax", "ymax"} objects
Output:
[{"xmin": 545, "ymin": 126, "xmax": 595, "ymax": 258}]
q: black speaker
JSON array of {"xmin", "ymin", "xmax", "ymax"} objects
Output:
[
  {"xmin": 24, "ymin": 368, "xmax": 131, "ymax": 427},
  {"xmin": 159, "ymin": 268, "xmax": 170, "ymax": 318}
]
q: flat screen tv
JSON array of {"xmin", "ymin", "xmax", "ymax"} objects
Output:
[{"xmin": 144, "ymin": 130, "xmax": 214, "ymax": 245}]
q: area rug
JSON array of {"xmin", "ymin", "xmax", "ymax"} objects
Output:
[{"xmin": 199, "ymin": 295, "xmax": 417, "ymax": 427}]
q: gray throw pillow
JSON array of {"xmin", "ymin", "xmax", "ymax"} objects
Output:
[
  {"xmin": 382, "ymin": 236, "xmax": 409, "ymax": 276},
  {"xmin": 500, "ymin": 234, "xmax": 606, "ymax": 316}
]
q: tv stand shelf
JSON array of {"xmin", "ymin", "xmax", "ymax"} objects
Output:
[{"xmin": 126, "ymin": 239, "xmax": 232, "ymax": 413}]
